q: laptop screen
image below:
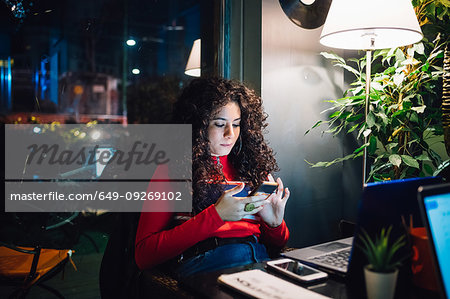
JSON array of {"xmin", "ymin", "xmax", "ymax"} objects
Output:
[{"xmin": 422, "ymin": 190, "xmax": 450, "ymax": 298}]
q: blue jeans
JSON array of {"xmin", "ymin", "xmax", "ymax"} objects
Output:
[{"xmin": 173, "ymin": 239, "xmax": 270, "ymax": 278}]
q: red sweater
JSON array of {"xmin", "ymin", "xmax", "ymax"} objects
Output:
[{"xmin": 134, "ymin": 155, "xmax": 289, "ymax": 270}]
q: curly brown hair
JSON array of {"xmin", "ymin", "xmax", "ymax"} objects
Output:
[{"xmin": 173, "ymin": 77, "xmax": 279, "ymax": 213}]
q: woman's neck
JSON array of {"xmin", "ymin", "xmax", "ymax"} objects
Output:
[{"xmin": 212, "ymin": 155, "xmax": 237, "ymax": 181}]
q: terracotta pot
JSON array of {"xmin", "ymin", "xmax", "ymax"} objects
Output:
[
  {"xmin": 410, "ymin": 227, "xmax": 438, "ymax": 291},
  {"xmin": 364, "ymin": 266, "xmax": 398, "ymax": 299}
]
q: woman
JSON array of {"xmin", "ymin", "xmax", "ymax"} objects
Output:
[{"xmin": 135, "ymin": 77, "xmax": 290, "ymax": 278}]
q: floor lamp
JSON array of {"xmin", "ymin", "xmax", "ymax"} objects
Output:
[{"xmin": 319, "ymin": 0, "xmax": 423, "ymax": 186}]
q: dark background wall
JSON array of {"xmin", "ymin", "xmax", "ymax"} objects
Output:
[{"xmin": 261, "ymin": 0, "xmax": 362, "ymax": 248}]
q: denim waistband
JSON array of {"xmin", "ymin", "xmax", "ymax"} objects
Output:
[{"xmin": 178, "ymin": 235, "xmax": 257, "ymax": 262}]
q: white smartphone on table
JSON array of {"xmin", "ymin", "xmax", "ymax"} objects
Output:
[{"xmin": 266, "ymin": 258, "xmax": 328, "ymax": 283}]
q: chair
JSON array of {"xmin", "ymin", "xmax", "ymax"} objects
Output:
[
  {"xmin": 99, "ymin": 213, "xmax": 142, "ymax": 299},
  {"xmin": 99, "ymin": 213, "xmax": 192, "ymax": 299},
  {"xmin": 0, "ymin": 241, "xmax": 74, "ymax": 298}
]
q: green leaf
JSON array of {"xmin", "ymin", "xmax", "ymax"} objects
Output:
[
  {"xmin": 353, "ymin": 150, "xmax": 364, "ymax": 158},
  {"xmin": 353, "ymin": 85, "xmax": 364, "ymax": 96},
  {"xmin": 401, "ymin": 58, "xmax": 418, "ymax": 66},
  {"xmin": 401, "ymin": 155, "xmax": 420, "ymax": 169},
  {"xmin": 373, "ymin": 49, "xmax": 386, "ymax": 60},
  {"xmin": 357, "ymin": 125, "xmax": 366, "ymax": 139},
  {"xmin": 368, "ymin": 136, "xmax": 377, "ymax": 155},
  {"xmin": 421, "ymin": 62, "xmax": 430, "ymax": 72},
  {"xmin": 386, "ymin": 143, "xmax": 398, "ymax": 150},
  {"xmin": 374, "ymin": 111, "xmax": 389, "ymax": 126},
  {"xmin": 429, "ymin": 149, "xmax": 443, "ymax": 166},
  {"xmin": 416, "ymin": 154, "xmax": 431, "ymax": 161},
  {"xmin": 383, "ymin": 66, "xmax": 396, "ymax": 75},
  {"xmin": 393, "ymin": 73, "xmax": 405, "ymax": 87},
  {"xmin": 362, "ymin": 128, "xmax": 372, "ymax": 138},
  {"xmin": 347, "ymin": 123, "xmax": 360, "ymax": 134},
  {"xmin": 325, "ymin": 126, "xmax": 340, "ymax": 134},
  {"xmin": 329, "ymin": 111, "xmax": 341, "ymax": 118},
  {"xmin": 411, "ymin": 105, "xmax": 426, "ymax": 113},
  {"xmin": 389, "ymin": 154, "xmax": 402, "ymax": 167},
  {"xmin": 414, "ymin": 42, "xmax": 425, "ymax": 55},
  {"xmin": 406, "ymin": 46, "xmax": 415, "ymax": 59},
  {"xmin": 346, "ymin": 113, "xmax": 363, "ymax": 122},
  {"xmin": 423, "ymin": 164, "xmax": 433, "ymax": 175},
  {"xmin": 366, "ymin": 112, "xmax": 376, "ymax": 128},
  {"xmin": 409, "ymin": 111, "xmax": 420, "ymax": 124},
  {"xmin": 311, "ymin": 120, "xmax": 322, "ymax": 129},
  {"xmin": 402, "ymin": 99, "xmax": 413, "ymax": 110},
  {"xmin": 305, "ymin": 154, "xmax": 356, "ymax": 168},
  {"xmin": 320, "ymin": 52, "xmax": 345, "ymax": 64},
  {"xmin": 348, "ymin": 58, "xmax": 360, "ymax": 64},
  {"xmin": 358, "ymin": 226, "xmax": 406, "ymax": 272},
  {"xmin": 308, "ymin": 161, "xmax": 329, "ymax": 167},
  {"xmin": 304, "ymin": 120, "xmax": 323, "ymax": 135},
  {"xmin": 353, "ymin": 142, "xmax": 369, "ymax": 155},
  {"xmin": 338, "ymin": 63, "xmax": 360, "ymax": 77},
  {"xmin": 428, "ymin": 49, "xmax": 443, "ymax": 62},
  {"xmin": 371, "ymin": 81, "xmax": 384, "ymax": 91},
  {"xmin": 338, "ymin": 111, "xmax": 351, "ymax": 119},
  {"xmin": 403, "ymin": 94, "xmax": 416, "ymax": 102},
  {"xmin": 434, "ymin": 160, "xmax": 450, "ymax": 176},
  {"xmin": 395, "ymin": 48, "xmax": 406, "ymax": 62},
  {"xmin": 392, "ymin": 110, "xmax": 406, "ymax": 118}
]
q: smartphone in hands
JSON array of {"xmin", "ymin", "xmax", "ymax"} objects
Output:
[
  {"xmin": 222, "ymin": 181, "xmax": 251, "ymax": 197},
  {"xmin": 222, "ymin": 181, "xmax": 278, "ymax": 197},
  {"xmin": 249, "ymin": 181, "xmax": 278, "ymax": 196},
  {"xmin": 266, "ymin": 258, "xmax": 328, "ymax": 283}
]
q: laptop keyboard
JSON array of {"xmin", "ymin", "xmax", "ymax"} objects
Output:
[{"xmin": 308, "ymin": 248, "xmax": 351, "ymax": 269}]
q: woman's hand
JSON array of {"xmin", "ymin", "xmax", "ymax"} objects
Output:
[
  {"xmin": 257, "ymin": 175, "xmax": 290, "ymax": 227},
  {"xmin": 215, "ymin": 183, "xmax": 268, "ymax": 221}
]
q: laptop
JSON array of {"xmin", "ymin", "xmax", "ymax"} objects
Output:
[
  {"xmin": 282, "ymin": 176, "xmax": 442, "ymax": 278},
  {"xmin": 282, "ymin": 237, "xmax": 353, "ymax": 274},
  {"xmin": 418, "ymin": 183, "xmax": 450, "ymax": 299}
]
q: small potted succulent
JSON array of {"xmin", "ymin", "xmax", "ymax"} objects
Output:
[{"xmin": 359, "ymin": 226, "xmax": 407, "ymax": 299}]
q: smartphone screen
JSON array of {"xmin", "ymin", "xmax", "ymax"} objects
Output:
[
  {"xmin": 274, "ymin": 261, "xmax": 318, "ymax": 276},
  {"xmin": 221, "ymin": 181, "xmax": 252, "ymax": 197},
  {"xmin": 249, "ymin": 182, "xmax": 278, "ymax": 196}
]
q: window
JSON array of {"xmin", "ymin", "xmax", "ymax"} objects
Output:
[{"xmin": 0, "ymin": 0, "xmax": 200, "ymax": 124}]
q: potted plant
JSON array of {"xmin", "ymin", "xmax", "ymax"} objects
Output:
[
  {"xmin": 305, "ymin": 1, "xmax": 449, "ymax": 182},
  {"xmin": 358, "ymin": 226, "xmax": 407, "ymax": 299}
]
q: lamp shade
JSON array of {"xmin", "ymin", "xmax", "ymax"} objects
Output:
[
  {"xmin": 320, "ymin": 0, "xmax": 423, "ymax": 50},
  {"xmin": 185, "ymin": 39, "xmax": 201, "ymax": 77}
]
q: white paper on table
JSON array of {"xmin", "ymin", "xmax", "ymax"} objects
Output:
[{"xmin": 217, "ymin": 269, "xmax": 331, "ymax": 299}]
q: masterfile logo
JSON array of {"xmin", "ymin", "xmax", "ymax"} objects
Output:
[{"xmin": 5, "ymin": 124, "xmax": 192, "ymax": 213}]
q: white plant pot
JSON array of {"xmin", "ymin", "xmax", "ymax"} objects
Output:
[{"xmin": 364, "ymin": 266, "xmax": 399, "ymax": 299}]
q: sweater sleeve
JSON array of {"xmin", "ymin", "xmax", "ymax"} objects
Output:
[
  {"xmin": 259, "ymin": 219, "xmax": 289, "ymax": 248},
  {"xmin": 134, "ymin": 204, "xmax": 225, "ymax": 270}
]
